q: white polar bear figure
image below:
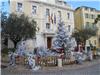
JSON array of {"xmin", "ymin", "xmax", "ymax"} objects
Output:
[
  {"xmin": 27, "ymin": 54, "xmax": 40, "ymax": 71},
  {"xmin": 28, "ymin": 56, "xmax": 35, "ymax": 68}
]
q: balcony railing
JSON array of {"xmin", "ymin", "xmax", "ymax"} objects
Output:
[{"xmin": 43, "ymin": 29, "xmax": 55, "ymax": 34}]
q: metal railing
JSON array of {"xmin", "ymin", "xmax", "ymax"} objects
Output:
[{"xmin": 15, "ymin": 56, "xmax": 75, "ymax": 67}]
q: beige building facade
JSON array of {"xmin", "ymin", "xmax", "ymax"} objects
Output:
[
  {"xmin": 96, "ymin": 11, "xmax": 100, "ymax": 47},
  {"xmin": 74, "ymin": 6, "xmax": 100, "ymax": 48},
  {"xmin": 96, "ymin": 21, "xmax": 100, "ymax": 47},
  {"xmin": 9, "ymin": 0, "xmax": 75, "ymax": 49}
]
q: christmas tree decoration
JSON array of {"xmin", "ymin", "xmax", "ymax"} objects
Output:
[{"xmin": 52, "ymin": 21, "xmax": 74, "ymax": 53}]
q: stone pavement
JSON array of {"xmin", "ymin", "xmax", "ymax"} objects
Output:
[
  {"xmin": 1, "ymin": 58, "xmax": 100, "ymax": 75},
  {"xmin": 40, "ymin": 58, "xmax": 100, "ymax": 71}
]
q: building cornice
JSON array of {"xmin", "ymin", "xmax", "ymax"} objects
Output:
[
  {"xmin": 28, "ymin": 0, "xmax": 74, "ymax": 12},
  {"xmin": 75, "ymin": 6, "xmax": 99, "ymax": 11}
]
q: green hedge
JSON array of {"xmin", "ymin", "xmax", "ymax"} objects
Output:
[{"xmin": 1, "ymin": 48, "xmax": 16, "ymax": 55}]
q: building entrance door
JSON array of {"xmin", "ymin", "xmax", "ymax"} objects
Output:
[{"xmin": 47, "ymin": 37, "xmax": 52, "ymax": 49}]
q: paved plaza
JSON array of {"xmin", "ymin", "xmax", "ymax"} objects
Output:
[{"xmin": 1, "ymin": 59, "xmax": 100, "ymax": 75}]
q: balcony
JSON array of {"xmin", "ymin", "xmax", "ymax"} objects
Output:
[{"xmin": 43, "ymin": 29, "xmax": 55, "ymax": 35}]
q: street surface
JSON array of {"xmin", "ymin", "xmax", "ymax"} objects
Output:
[{"xmin": 1, "ymin": 59, "xmax": 100, "ymax": 75}]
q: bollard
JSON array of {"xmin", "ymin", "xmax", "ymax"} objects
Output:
[{"xmin": 58, "ymin": 58, "xmax": 62, "ymax": 67}]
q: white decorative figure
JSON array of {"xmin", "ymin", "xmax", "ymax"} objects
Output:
[
  {"xmin": 86, "ymin": 46, "xmax": 93, "ymax": 61},
  {"xmin": 27, "ymin": 54, "xmax": 41, "ymax": 71},
  {"xmin": 16, "ymin": 41, "xmax": 26, "ymax": 56},
  {"xmin": 25, "ymin": 39, "xmax": 35, "ymax": 51},
  {"xmin": 70, "ymin": 51, "xmax": 75, "ymax": 61},
  {"xmin": 27, "ymin": 54, "xmax": 35, "ymax": 69},
  {"xmin": 8, "ymin": 52, "xmax": 12, "ymax": 65},
  {"xmin": 88, "ymin": 51, "xmax": 93, "ymax": 61},
  {"xmin": 74, "ymin": 52, "xmax": 83, "ymax": 64},
  {"xmin": 8, "ymin": 52, "xmax": 16, "ymax": 66}
]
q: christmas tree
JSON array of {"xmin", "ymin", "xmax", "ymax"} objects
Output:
[
  {"xmin": 52, "ymin": 21, "xmax": 70, "ymax": 53},
  {"xmin": 53, "ymin": 22, "xmax": 76, "ymax": 54}
]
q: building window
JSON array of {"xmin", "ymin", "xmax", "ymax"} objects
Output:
[
  {"xmin": 68, "ymin": 25, "xmax": 71, "ymax": 32},
  {"xmin": 2, "ymin": 2, "xmax": 5, "ymax": 6},
  {"xmin": 85, "ymin": 7, "xmax": 88, "ymax": 11},
  {"xmin": 58, "ymin": 11, "xmax": 61, "ymax": 17},
  {"xmin": 46, "ymin": 9, "xmax": 50, "ymax": 23},
  {"xmin": 58, "ymin": 11, "xmax": 61, "ymax": 20},
  {"xmin": 92, "ymin": 23, "xmax": 95, "ymax": 28},
  {"xmin": 99, "ymin": 38, "xmax": 100, "ymax": 43},
  {"xmin": 32, "ymin": 5, "xmax": 37, "ymax": 15},
  {"xmin": 67, "ymin": 13, "xmax": 70, "ymax": 19},
  {"xmin": 46, "ymin": 23, "xmax": 50, "ymax": 29},
  {"xmin": 86, "ymin": 22, "xmax": 89, "ymax": 25},
  {"xmin": 91, "ymin": 14, "xmax": 95, "ymax": 19},
  {"xmin": 46, "ymin": 8, "xmax": 50, "ymax": 16},
  {"xmin": 94, "ymin": 40, "xmax": 96, "ymax": 45},
  {"xmin": 86, "ymin": 22, "xmax": 90, "ymax": 28},
  {"xmin": 85, "ymin": 13, "xmax": 89, "ymax": 18},
  {"xmin": 17, "ymin": 3, "xmax": 22, "ymax": 12},
  {"xmin": 90, "ymin": 8, "xmax": 94, "ymax": 11},
  {"xmin": 57, "ymin": 11, "xmax": 61, "ymax": 21},
  {"xmin": 1, "ymin": 2, "xmax": 5, "ymax": 11},
  {"xmin": 89, "ymin": 40, "xmax": 91, "ymax": 44},
  {"xmin": 91, "ymin": 14, "xmax": 94, "ymax": 19}
]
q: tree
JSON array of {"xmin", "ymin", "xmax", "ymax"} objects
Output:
[
  {"xmin": 72, "ymin": 26, "xmax": 97, "ymax": 45},
  {"xmin": 52, "ymin": 21, "xmax": 71, "ymax": 53},
  {"xmin": 94, "ymin": 15, "xmax": 100, "ymax": 46},
  {"xmin": 1, "ymin": 12, "xmax": 8, "ymax": 47},
  {"xmin": 1, "ymin": 13, "xmax": 37, "ymax": 48},
  {"xmin": 94, "ymin": 15, "xmax": 100, "ymax": 24}
]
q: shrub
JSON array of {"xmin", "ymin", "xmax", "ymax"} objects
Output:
[
  {"xmin": 8, "ymin": 48, "xmax": 16, "ymax": 52},
  {"xmin": 1, "ymin": 48, "xmax": 16, "ymax": 55},
  {"xmin": 1, "ymin": 48, "xmax": 9, "ymax": 54}
]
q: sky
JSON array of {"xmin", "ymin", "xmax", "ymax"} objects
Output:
[
  {"xmin": 65, "ymin": 0, "xmax": 100, "ymax": 10},
  {"xmin": 0, "ymin": 0, "xmax": 9, "ymax": 13},
  {"xmin": 0, "ymin": 0, "xmax": 100, "ymax": 11}
]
